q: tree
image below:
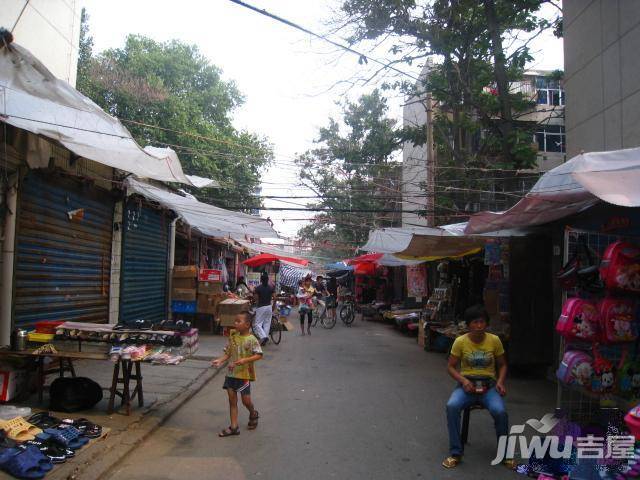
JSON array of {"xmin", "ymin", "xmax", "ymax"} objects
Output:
[
  {"xmin": 76, "ymin": 16, "xmax": 272, "ymax": 208},
  {"xmin": 296, "ymin": 90, "xmax": 402, "ymax": 260},
  {"xmin": 337, "ymin": 0, "xmax": 561, "ymax": 223}
]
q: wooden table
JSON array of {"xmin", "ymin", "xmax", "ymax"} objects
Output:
[{"xmin": 0, "ymin": 350, "xmax": 144, "ymax": 415}]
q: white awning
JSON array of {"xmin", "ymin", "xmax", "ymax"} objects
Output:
[
  {"xmin": 460, "ymin": 149, "xmax": 638, "ymax": 234},
  {"xmin": 0, "ymin": 43, "xmax": 210, "ymax": 187},
  {"xmin": 125, "ymin": 178, "xmax": 278, "ymax": 239}
]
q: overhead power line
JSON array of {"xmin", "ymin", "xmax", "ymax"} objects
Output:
[{"xmin": 226, "ymin": 0, "xmax": 420, "ymax": 81}]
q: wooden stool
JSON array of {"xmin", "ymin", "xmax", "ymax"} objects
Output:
[
  {"xmin": 107, "ymin": 359, "xmax": 144, "ymax": 416},
  {"xmin": 461, "ymin": 402, "xmax": 485, "ymax": 445}
]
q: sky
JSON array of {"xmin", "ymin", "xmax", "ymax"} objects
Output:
[{"xmin": 82, "ymin": 0, "xmax": 564, "ymax": 239}]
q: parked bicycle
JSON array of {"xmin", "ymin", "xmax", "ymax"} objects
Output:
[
  {"xmin": 311, "ymin": 298, "xmax": 336, "ymax": 329},
  {"xmin": 339, "ymin": 292, "xmax": 356, "ymax": 326},
  {"xmin": 250, "ymin": 311, "xmax": 283, "ymax": 345}
]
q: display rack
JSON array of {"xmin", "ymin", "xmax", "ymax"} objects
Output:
[{"xmin": 556, "ymin": 227, "xmax": 640, "ymax": 421}]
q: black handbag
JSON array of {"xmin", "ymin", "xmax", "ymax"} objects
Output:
[{"xmin": 49, "ymin": 377, "xmax": 103, "ymax": 413}]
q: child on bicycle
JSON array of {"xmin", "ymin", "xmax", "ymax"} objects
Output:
[{"xmin": 212, "ymin": 312, "xmax": 263, "ymax": 437}]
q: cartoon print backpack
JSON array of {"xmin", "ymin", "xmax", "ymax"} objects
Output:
[
  {"xmin": 600, "ymin": 241, "xmax": 640, "ymax": 293},
  {"xmin": 556, "ymin": 350, "xmax": 593, "ymax": 387},
  {"xmin": 555, "ymin": 298, "xmax": 600, "ymax": 342},
  {"xmin": 599, "ymin": 297, "xmax": 638, "ymax": 343},
  {"xmin": 618, "ymin": 348, "xmax": 640, "ymax": 399},
  {"xmin": 624, "ymin": 404, "xmax": 640, "ymax": 441},
  {"xmin": 590, "ymin": 346, "xmax": 615, "ymax": 394}
]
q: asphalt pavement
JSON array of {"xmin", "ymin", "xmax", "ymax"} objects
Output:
[{"xmin": 103, "ymin": 320, "xmax": 556, "ymax": 480}]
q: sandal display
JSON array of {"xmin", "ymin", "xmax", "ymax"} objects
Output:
[
  {"xmin": 62, "ymin": 418, "xmax": 102, "ymax": 439},
  {"xmin": 27, "ymin": 413, "xmax": 62, "ymax": 430},
  {"xmin": 0, "ymin": 417, "xmax": 43, "ymax": 442},
  {"xmin": 0, "ymin": 445, "xmax": 51, "ymax": 479}
]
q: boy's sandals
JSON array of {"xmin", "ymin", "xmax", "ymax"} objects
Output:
[
  {"xmin": 248, "ymin": 411, "xmax": 259, "ymax": 430},
  {"xmin": 502, "ymin": 458, "xmax": 517, "ymax": 469},
  {"xmin": 218, "ymin": 426, "xmax": 240, "ymax": 437},
  {"xmin": 442, "ymin": 456, "xmax": 461, "ymax": 469}
]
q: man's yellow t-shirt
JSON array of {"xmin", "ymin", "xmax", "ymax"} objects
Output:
[{"xmin": 450, "ymin": 333, "xmax": 505, "ymax": 379}]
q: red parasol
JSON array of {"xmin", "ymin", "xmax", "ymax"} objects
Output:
[{"xmin": 243, "ymin": 253, "xmax": 309, "ymax": 268}]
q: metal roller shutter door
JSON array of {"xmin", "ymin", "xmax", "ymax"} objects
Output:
[
  {"xmin": 120, "ymin": 201, "xmax": 169, "ymax": 323},
  {"xmin": 14, "ymin": 174, "xmax": 114, "ymax": 328}
]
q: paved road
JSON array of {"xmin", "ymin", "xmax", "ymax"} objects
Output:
[{"xmin": 104, "ymin": 321, "xmax": 555, "ymax": 480}]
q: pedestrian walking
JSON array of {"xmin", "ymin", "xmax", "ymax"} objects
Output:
[
  {"xmin": 297, "ymin": 276, "xmax": 315, "ymax": 335},
  {"xmin": 212, "ymin": 312, "xmax": 263, "ymax": 437},
  {"xmin": 442, "ymin": 305, "xmax": 512, "ymax": 469},
  {"xmin": 253, "ymin": 272, "xmax": 275, "ymax": 346}
]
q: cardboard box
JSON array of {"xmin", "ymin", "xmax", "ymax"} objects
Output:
[
  {"xmin": 0, "ymin": 368, "xmax": 27, "ymax": 402},
  {"xmin": 173, "ymin": 265, "xmax": 198, "ymax": 279},
  {"xmin": 199, "ymin": 269, "xmax": 223, "ymax": 282},
  {"xmin": 218, "ymin": 299, "xmax": 250, "ymax": 327},
  {"xmin": 197, "ymin": 294, "xmax": 223, "ymax": 314},
  {"xmin": 172, "ymin": 288, "xmax": 197, "ymax": 301},
  {"xmin": 173, "ymin": 277, "xmax": 197, "ymax": 289},
  {"xmin": 198, "ymin": 281, "xmax": 223, "ymax": 295}
]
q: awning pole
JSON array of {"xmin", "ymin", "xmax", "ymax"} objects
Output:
[{"xmin": 0, "ymin": 174, "xmax": 18, "ymax": 346}]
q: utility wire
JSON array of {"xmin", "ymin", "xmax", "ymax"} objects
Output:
[{"xmin": 226, "ymin": 0, "xmax": 420, "ymax": 82}]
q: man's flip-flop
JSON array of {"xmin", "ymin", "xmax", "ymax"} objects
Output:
[
  {"xmin": 248, "ymin": 412, "xmax": 259, "ymax": 430},
  {"xmin": 218, "ymin": 426, "xmax": 240, "ymax": 437},
  {"xmin": 442, "ymin": 456, "xmax": 461, "ymax": 468}
]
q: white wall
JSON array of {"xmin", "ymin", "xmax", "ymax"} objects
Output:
[
  {"xmin": 402, "ymin": 96, "xmax": 430, "ymax": 228},
  {"xmin": 1, "ymin": 0, "xmax": 81, "ymax": 86}
]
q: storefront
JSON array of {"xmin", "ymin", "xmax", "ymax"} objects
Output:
[
  {"xmin": 13, "ymin": 173, "xmax": 115, "ymax": 328},
  {"xmin": 119, "ymin": 199, "xmax": 172, "ymax": 324}
]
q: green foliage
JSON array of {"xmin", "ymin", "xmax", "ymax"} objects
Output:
[
  {"xmin": 76, "ymin": 16, "xmax": 271, "ymax": 208},
  {"xmin": 338, "ymin": 0, "xmax": 559, "ymax": 223},
  {"xmin": 296, "ymin": 90, "xmax": 402, "ymax": 259}
]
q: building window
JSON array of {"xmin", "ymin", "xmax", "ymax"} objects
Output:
[
  {"xmin": 536, "ymin": 125, "xmax": 565, "ymax": 153},
  {"xmin": 536, "ymin": 77, "xmax": 564, "ymax": 106}
]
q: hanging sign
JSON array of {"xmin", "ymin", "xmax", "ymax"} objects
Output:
[{"xmin": 406, "ymin": 264, "xmax": 428, "ymax": 298}]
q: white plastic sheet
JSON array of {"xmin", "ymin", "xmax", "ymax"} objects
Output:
[
  {"xmin": 126, "ymin": 178, "xmax": 277, "ymax": 239},
  {"xmin": 0, "ymin": 43, "xmax": 211, "ymax": 187}
]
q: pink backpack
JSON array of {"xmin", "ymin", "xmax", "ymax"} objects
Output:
[
  {"xmin": 555, "ymin": 298, "xmax": 599, "ymax": 342},
  {"xmin": 599, "ymin": 297, "xmax": 638, "ymax": 343},
  {"xmin": 600, "ymin": 241, "xmax": 640, "ymax": 293},
  {"xmin": 556, "ymin": 350, "xmax": 593, "ymax": 387},
  {"xmin": 625, "ymin": 404, "xmax": 640, "ymax": 440}
]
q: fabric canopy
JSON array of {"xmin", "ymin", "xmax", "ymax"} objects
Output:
[
  {"xmin": 243, "ymin": 253, "xmax": 309, "ymax": 268},
  {"xmin": 361, "ymin": 226, "xmax": 452, "ymax": 254},
  {"xmin": 0, "ymin": 44, "xmax": 210, "ymax": 187},
  {"xmin": 279, "ymin": 263, "xmax": 313, "ymax": 288},
  {"xmin": 125, "ymin": 178, "xmax": 278, "ymax": 238},
  {"xmin": 324, "ymin": 261, "xmax": 353, "ymax": 271},
  {"xmin": 463, "ymin": 151, "xmax": 614, "ymax": 234},
  {"xmin": 570, "ymin": 146, "xmax": 640, "ymax": 207}
]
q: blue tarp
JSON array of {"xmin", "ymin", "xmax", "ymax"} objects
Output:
[{"xmin": 324, "ymin": 262, "xmax": 353, "ymax": 271}]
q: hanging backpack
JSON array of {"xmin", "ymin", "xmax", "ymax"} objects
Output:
[
  {"xmin": 599, "ymin": 297, "xmax": 638, "ymax": 343},
  {"xmin": 617, "ymin": 347, "xmax": 640, "ymax": 399},
  {"xmin": 555, "ymin": 298, "xmax": 600, "ymax": 342},
  {"xmin": 590, "ymin": 346, "xmax": 615, "ymax": 394},
  {"xmin": 600, "ymin": 241, "xmax": 640, "ymax": 293},
  {"xmin": 556, "ymin": 350, "xmax": 593, "ymax": 387}
]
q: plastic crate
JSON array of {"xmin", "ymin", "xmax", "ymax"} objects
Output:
[
  {"xmin": 171, "ymin": 300, "xmax": 197, "ymax": 314},
  {"xmin": 35, "ymin": 321, "xmax": 64, "ymax": 334}
]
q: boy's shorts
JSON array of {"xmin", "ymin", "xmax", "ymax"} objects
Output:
[{"xmin": 223, "ymin": 376, "xmax": 251, "ymax": 396}]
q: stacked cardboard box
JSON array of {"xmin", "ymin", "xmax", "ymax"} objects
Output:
[
  {"xmin": 172, "ymin": 266, "xmax": 197, "ymax": 305},
  {"xmin": 217, "ymin": 299, "xmax": 250, "ymax": 326},
  {"xmin": 197, "ymin": 269, "xmax": 225, "ymax": 316}
]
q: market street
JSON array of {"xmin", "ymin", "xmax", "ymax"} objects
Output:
[{"xmin": 104, "ymin": 320, "xmax": 556, "ymax": 480}]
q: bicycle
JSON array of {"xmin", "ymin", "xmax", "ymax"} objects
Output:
[
  {"xmin": 339, "ymin": 294, "xmax": 356, "ymax": 326},
  {"xmin": 250, "ymin": 309, "xmax": 283, "ymax": 345},
  {"xmin": 311, "ymin": 299, "xmax": 336, "ymax": 329}
]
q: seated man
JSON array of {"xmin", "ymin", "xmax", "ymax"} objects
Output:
[{"xmin": 442, "ymin": 305, "xmax": 512, "ymax": 469}]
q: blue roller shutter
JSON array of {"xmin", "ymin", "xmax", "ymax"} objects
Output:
[
  {"xmin": 119, "ymin": 200, "xmax": 169, "ymax": 323},
  {"xmin": 14, "ymin": 174, "xmax": 114, "ymax": 328}
]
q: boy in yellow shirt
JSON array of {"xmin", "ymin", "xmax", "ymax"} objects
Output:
[
  {"xmin": 212, "ymin": 312, "xmax": 263, "ymax": 437},
  {"xmin": 442, "ymin": 305, "xmax": 511, "ymax": 469}
]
